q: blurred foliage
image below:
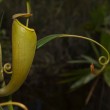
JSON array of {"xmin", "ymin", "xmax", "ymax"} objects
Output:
[
  {"xmin": 58, "ymin": 0, "xmax": 110, "ymax": 108},
  {"xmin": 0, "ymin": 0, "xmax": 110, "ymax": 110}
]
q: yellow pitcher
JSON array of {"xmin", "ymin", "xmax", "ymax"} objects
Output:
[{"xmin": 0, "ymin": 14, "xmax": 37, "ymax": 97}]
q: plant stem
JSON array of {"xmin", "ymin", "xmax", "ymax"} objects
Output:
[
  {"xmin": 0, "ymin": 107, "xmax": 3, "ymax": 110},
  {"xmin": 0, "ymin": 44, "xmax": 3, "ymax": 82},
  {"xmin": 26, "ymin": 0, "xmax": 31, "ymax": 27},
  {"xmin": 0, "ymin": 44, "xmax": 4, "ymax": 110},
  {"xmin": 7, "ymin": 96, "xmax": 14, "ymax": 110},
  {"xmin": 0, "ymin": 45, "xmax": 14, "ymax": 110}
]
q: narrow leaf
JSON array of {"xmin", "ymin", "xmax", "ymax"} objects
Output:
[
  {"xmin": 58, "ymin": 76, "xmax": 81, "ymax": 84},
  {"xmin": 0, "ymin": 107, "xmax": 3, "ymax": 110},
  {"xmin": 68, "ymin": 60, "xmax": 90, "ymax": 64},
  {"xmin": 81, "ymin": 55, "xmax": 100, "ymax": 67},
  {"xmin": 90, "ymin": 42, "xmax": 100, "ymax": 58},
  {"xmin": 0, "ymin": 11, "xmax": 4, "ymax": 29},
  {"xmin": 70, "ymin": 74, "xmax": 95, "ymax": 91},
  {"xmin": 101, "ymin": 32, "xmax": 110, "ymax": 52},
  {"xmin": 37, "ymin": 34, "xmax": 60, "ymax": 49},
  {"xmin": 104, "ymin": 66, "xmax": 110, "ymax": 86},
  {"xmin": 59, "ymin": 68, "xmax": 89, "ymax": 77}
]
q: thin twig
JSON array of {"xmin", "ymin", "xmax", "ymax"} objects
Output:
[
  {"xmin": 26, "ymin": 0, "xmax": 31, "ymax": 26},
  {"xmin": 85, "ymin": 78, "xmax": 99, "ymax": 104}
]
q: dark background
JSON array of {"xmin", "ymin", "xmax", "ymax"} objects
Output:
[{"xmin": 0, "ymin": 0, "xmax": 110, "ymax": 110}]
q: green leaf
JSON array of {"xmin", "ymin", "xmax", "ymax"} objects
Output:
[
  {"xmin": 59, "ymin": 68, "xmax": 90, "ymax": 77},
  {"xmin": 100, "ymin": 32, "xmax": 110, "ymax": 52},
  {"xmin": 58, "ymin": 76, "xmax": 81, "ymax": 84},
  {"xmin": 0, "ymin": 106, "xmax": 3, "ymax": 110},
  {"xmin": 0, "ymin": 0, "xmax": 3, "ymax": 3},
  {"xmin": 37, "ymin": 34, "xmax": 109, "ymax": 61},
  {"xmin": 70, "ymin": 74, "xmax": 95, "ymax": 91},
  {"xmin": 88, "ymin": 2, "xmax": 108, "ymax": 31},
  {"xmin": 68, "ymin": 60, "xmax": 90, "ymax": 64},
  {"xmin": 90, "ymin": 42, "xmax": 100, "ymax": 58},
  {"xmin": 0, "ymin": 11, "xmax": 4, "ymax": 29},
  {"xmin": 104, "ymin": 66, "xmax": 110, "ymax": 86},
  {"xmin": 37, "ymin": 34, "xmax": 60, "ymax": 49},
  {"xmin": 59, "ymin": 68, "xmax": 90, "ymax": 84},
  {"xmin": 81, "ymin": 55, "xmax": 100, "ymax": 67}
]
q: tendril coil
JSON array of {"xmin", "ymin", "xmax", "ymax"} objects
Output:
[
  {"xmin": 0, "ymin": 101, "xmax": 28, "ymax": 110},
  {"xmin": 3, "ymin": 63, "xmax": 12, "ymax": 74},
  {"xmin": 58, "ymin": 34, "xmax": 110, "ymax": 74}
]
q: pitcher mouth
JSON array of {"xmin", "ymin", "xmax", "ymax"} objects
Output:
[{"xmin": 14, "ymin": 19, "xmax": 35, "ymax": 32}]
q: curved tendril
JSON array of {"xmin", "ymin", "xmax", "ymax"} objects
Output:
[
  {"xmin": 0, "ymin": 102, "xmax": 28, "ymax": 110},
  {"xmin": 3, "ymin": 63, "xmax": 12, "ymax": 74},
  {"xmin": 59, "ymin": 34, "xmax": 110, "ymax": 74}
]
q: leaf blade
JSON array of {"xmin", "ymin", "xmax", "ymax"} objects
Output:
[{"xmin": 70, "ymin": 74, "xmax": 95, "ymax": 91}]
